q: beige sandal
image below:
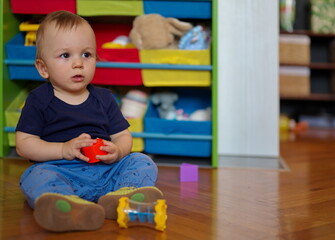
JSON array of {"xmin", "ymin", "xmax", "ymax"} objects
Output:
[{"xmin": 34, "ymin": 193, "xmax": 105, "ymax": 232}]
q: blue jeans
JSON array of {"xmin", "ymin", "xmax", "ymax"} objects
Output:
[{"xmin": 20, "ymin": 153, "xmax": 158, "ymax": 208}]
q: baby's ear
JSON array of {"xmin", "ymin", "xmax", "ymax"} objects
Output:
[{"xmin": 35, "ymin": 59, "xmax": 49, "ymax": 79}]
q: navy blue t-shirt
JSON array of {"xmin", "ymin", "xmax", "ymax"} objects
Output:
[{"xmin": 16, "ymin": 83, "xmax": 130, "ymax": 142}]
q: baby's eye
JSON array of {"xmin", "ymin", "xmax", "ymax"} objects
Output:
[
  {"xmin": 82, "ymin": 52, "xmax": 92, "ymax": 58},
  {"xmin": 60, "ymin": 53, "xmax": 70, "ymax": 58}
]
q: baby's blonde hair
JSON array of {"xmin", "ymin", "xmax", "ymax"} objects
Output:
[{"xmin": 35, "ymin": 11, "xmax": 90, "ymax": 59}]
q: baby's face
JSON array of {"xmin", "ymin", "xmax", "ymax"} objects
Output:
[{"xmin": 37, "ymin": 22, "xmax": 97, "ymax": 94}]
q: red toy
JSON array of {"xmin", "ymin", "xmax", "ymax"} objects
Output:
[{"xmin": 81, "ymin": 138, "xmax": 108, "ymax": 163}]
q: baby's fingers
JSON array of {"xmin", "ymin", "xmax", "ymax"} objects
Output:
[
  {"xmin": 77, "ymin": 139, "xmax": 96, "ymax": 149},
  {"xmin": 96, "ymin": 153, "xmax": 117, "ymax": 164},
  {"xmin": 78, "ymin": 133, "xmax": 92, "ymax": 140},
  {"xmin": 76, "ymin": 151, "xmax": 90, "ymax": 162}
]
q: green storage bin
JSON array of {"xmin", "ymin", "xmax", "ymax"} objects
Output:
[
  {"xmin": 5, "ymin": 89, "xmax": 28, "ymax": 146},
  {"xmin": 77, "ymin": 0, "xmax": 144, "ymax": 16}
]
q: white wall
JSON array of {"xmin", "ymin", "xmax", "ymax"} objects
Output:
[{"xmin": 217, "ymin": 0, "xmax": 279, "ymax": 157}]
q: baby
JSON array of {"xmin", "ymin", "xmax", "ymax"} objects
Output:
[{"xmin": 15, "ymin": 10, "xmax": 163, "ymax": 232}]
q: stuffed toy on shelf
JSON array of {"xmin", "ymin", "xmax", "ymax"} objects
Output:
[{"xmin": 129, "ymin": 14, "xmax": 193, "ymax": 50}]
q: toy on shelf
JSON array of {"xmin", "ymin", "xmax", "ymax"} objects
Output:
[
  {"xmin": 102, "ymin": 35, "xmax": 135, "ymax": 49},
  {"xmin": 279, "ymin": 114, "xmax": 308, "ymax": 134},
  {"xmin": 280, "ymin": 0, "xmax": 296, "ymax": 32},
  {"xmin": 121, "ymin": 90, "xmax": 148, "ymax": 119},
  {"xmin": 117, "ymin": 197, "xmax": 167, "ymax": 231},
  {"xmin": 129, "ymin": 14, "xmax": 192, "ymax": 49},
  {"xmin": 151, "ymin": 92, "xmax": 211, "ymax": 121},
  {"xmin": 189, "ymin": 107, "xmax": 211, "ymax": 121},
  {"xmin": 151, "ymin": 92, "xmax": 178, "ymax": 120},
  {"xmin": 19, "ymin": 22, "xmax": 40, "ymax": 46},
  {"xmin": 179, "ymin": 25, "xmax": 211, "ymax": 50},
  {"xmin": 81, "ymin": 138, "xmax": 108, "ymax": 163}
]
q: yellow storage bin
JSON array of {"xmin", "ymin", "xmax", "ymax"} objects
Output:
[
  {"xmin": 140, "ymin": 49, "xmax": 211, "ymax": 87},
  {"xmin": 5, "ymin": 89, "xmax": 28, "ymax": 147},
  {"xmin": 127, "ymin": 118, "xmax": 144, "ymax": 152},
  {"xmin": 77, "ymin": 0, "xmax": 144, "ymax": 16}
]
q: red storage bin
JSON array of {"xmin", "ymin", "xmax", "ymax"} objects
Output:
[
  {"xmin": 10, "ymin": 0, "xmax": 76, "ymax": 14},
  {"xmin": 92, "ymin": 24, "xmax": 142, "ymax": 86}
]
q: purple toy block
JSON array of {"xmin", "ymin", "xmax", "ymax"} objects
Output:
[{"xmin": 180, "ymin": 163, "xmax": 198, "ymax": 182}]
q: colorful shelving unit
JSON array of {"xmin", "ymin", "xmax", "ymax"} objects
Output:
[
  {"xmin": 1, "ymin": 0, "xmax": 218, "ymax": 167},
  {"xmin": 1, "ymin": 0, "xmax": 23, "ymax": 157}
]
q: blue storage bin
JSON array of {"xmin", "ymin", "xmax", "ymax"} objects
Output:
[
  {"xmin": 6, "ymin": 33, "xmax": 44, "ymax": 81},
  {"xmin": 143, "ymin": 0, "xmax": 211, "ymax": 19},
  {"xmin": 144, "ymin": 89, "xmax": 212, "ymax": 157}
]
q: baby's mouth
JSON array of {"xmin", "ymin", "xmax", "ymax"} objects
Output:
[{"xmin": 72, "ymin": 74, "xmax": 84, "ymax": 82}]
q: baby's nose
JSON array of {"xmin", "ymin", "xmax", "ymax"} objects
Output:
[{"xmin": 73, "ymin": 57, "xmax": 83, "ymax": 68}]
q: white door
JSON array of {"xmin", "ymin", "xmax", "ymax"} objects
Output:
[{"xmin": 217, "ymin": 0, "xmax": 279, "ymax": 158}]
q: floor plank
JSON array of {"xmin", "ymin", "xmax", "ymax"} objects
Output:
[{"xmin": 2, "ymin": 128, "xmax": 335, "ymax": 239}]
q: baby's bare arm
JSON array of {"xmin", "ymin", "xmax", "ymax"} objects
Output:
[{"xmin": 16, "ymin": 131, "xmax": 95, "ymax": 162}]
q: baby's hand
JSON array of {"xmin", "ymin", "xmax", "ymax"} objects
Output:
[
  {"xmin": 96, "ymin": 140, "xmax": 121, "ymax": 164},
  {"xmin": 62, "ymin": 133, "xmax": 95, "ymax": 162}
]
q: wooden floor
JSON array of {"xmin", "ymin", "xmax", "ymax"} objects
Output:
[{"xmin": 2, "ymin": 129, "xmax": 335, "ymax": 240}]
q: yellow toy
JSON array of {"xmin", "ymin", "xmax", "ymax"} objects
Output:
[
  {"xmin": 117, "ymin": 197, "xmax": 167, "ymax": 231},
  {"xmin": 279, "ymin": 114, "xmax": 308, "ymax": 133},
  {"xmin": 19, "ymin": 22, "xmax": 40, "ymax": 46},
  {"xmin": 102, "ymin": 36, "xmax": 135, "ymax": 49}
]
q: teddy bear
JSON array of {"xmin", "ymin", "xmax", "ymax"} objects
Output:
[
  {"xmin": 151, "ymin": 92, "xmax": 179, "ymax": 120},
  {"xmin": 129, "ymin": 14, "xmax": 193, "ymax": 49}
]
